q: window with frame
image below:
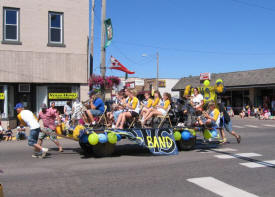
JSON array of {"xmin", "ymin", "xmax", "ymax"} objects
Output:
[
  {"xmin": 3, "ymin": 7, "xmax": 20, "ymax": 43},
  {"xmin": 48, "ymin": 12, "xmax": 64, "ymax": 46}
]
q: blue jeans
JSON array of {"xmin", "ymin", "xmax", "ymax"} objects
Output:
[
  {"xmin": 28, "ymin": 128, "xmax": 40, "ymax": 146},
  {"xmin": 89, "ymin": 109, "xmax": 103, "ymax": 116},
  {"xmin": 224, "ymin": 120, "xmax": 233, "ymax": 133},
  {"xmin": 113, "ymin": 110, "xmax": 123, "ymax": 122}
]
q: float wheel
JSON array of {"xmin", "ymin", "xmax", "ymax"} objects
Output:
[
  {"xmin": 176, "ymin": 136, "xmax": 196, "ymax": 151},
  {"xmin": 79, "ymin": 142, "xmax": 94, "ymax": 155},
  {"xmin": 92, "ymin": 142, "xmax": 116, "ymax": 157}
]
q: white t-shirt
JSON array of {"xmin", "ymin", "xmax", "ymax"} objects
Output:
[
  {"xmin": 72, "ymin": 101, "xmax": 82, "ymax": 120},
  {"xmin": 20, "ymin": 110, "xmax": 40, "ymax": 130},
  {"xmin": 192, "ymin": 94, "xmax": 204, "ymax": 108}
]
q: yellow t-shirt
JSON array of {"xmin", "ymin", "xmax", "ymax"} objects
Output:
[
  {"xmin": 152, "ymin": 98, "xmax": 160, "ymax": 107},
  {"xmin": 130, "ymin": 97, "xmax": 139, "ymax": 110},
  {"xmin": 211, "ymin": 108, "xmax": 220, "ymax": 121},
  {"xmin": 163, "ymin": 100, "xmax": 171, "ymax": 110},
  {"xmin": 146, "ymin": 98, "xmax": 153, "ymax": 108}
]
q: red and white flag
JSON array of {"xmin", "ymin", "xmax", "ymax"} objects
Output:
[{"xmin": 110, "ymin": 56, "xmax": 135, "ymax": 74}]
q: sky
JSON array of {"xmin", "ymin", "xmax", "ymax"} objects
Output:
[{"xmin": 91, "ymin": 0, "xmax": 275, "ymax": 78}]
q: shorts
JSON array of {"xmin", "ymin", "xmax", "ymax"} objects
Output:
[
  {"xmin": 39, "ymin": 128, "xmax": 57, "ymax": 141},
  {"xmin": 157, "ymin": 108, "xmax": 167, "ymax": 116},
  {"xmin": 89, "ymin": 109, "xmax": 103, "ymax": 116},
  {"xmin": 28, "ymin": 128, "xmax": 41, "ymax": 146},
  {"xmin": 224, "ymin": 121, "xmax": 233, "ymax": 133},
  {"xmin": 130, "ymin": 111, "xmax": 139, "ymax": 117}
]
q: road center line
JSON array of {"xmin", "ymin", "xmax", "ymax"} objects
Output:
[
  {"xmin": 232, "ymin": 125, "xmax": 245, "ymax": 128},
  {"xmin": 263, "ymin": 124, "xmax": 275, "ymax": 128},
  {"xmin": 187, "ymin": 177, "xmax": 259, "ymax": 197},
  {"xmin": 214, "ymin": 153, "xmax": 262, "ymax": 159},
  {"xmin": 244, "ymin": 125, "xmax": 259, "ymax": 128}
]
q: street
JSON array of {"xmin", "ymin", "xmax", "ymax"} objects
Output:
[{"xmin": 1, "ymin": 118, "xmax": 275, "ymax": 197}]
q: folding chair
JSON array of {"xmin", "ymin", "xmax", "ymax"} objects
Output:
[
  {"xmin": 157, "ymin": 106, "xmax": 172, "ymax": 128},
  {"xmin": 97, "ymin": 105, "xmax": 108, "ymax": 127}
]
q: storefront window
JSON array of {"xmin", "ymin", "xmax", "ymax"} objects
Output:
[
  {"xmin": 8, "ymin": 86, "xmax": 14, "ymax": 117},
  {"xmin": 48, "ymin": 86, "xmax": 72, "ymax": 114}
]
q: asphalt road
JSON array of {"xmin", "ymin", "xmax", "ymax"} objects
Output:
[{"xmin": 1, "ymin": 118, "xmax": 275, "ymax": 197}]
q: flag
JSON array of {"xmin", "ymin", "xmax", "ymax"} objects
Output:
[
  {"xmin": 110, "ymin": 56, "xmax": 135, "ymax": 74},
  {"xmin": 104, "ymin": 18, "xmax": 113, "ymax": 48}
]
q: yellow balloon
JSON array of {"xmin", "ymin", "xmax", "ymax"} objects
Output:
[
  {"xmin": 204, "ymin": 80, "xmax": 210, "ymax": 87},
  {"xmin": 73, "ymin": 125, "xmax": 84, "ymax": 140},
  {"xmin": 216, "ymin": 78, "xmax": 223, "ymax": 84},
  {"xmin": 184, "ymin": 85, "xmax": 191, "ymax": 96}
]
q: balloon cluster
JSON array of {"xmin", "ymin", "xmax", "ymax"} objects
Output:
[
  {"xmin": 86, "ymin": 131, "xmax": 122, "ymax": 146},
  {"xmin": 174, "ymin": 129, "xmax": 196, "ymax": 141},
  {"xmin": 203, "ymin": 129, "xmax": 218, "ymax": 140},
  {"xmin": 215, "ymin": 78, "xmax": 224, "ymax": 94},
  {"xmin": 73, "ymin": 125, "xmax": 85, "ymax": 140}
]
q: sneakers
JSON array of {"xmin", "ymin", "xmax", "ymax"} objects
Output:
[
  {"xmin": 32, "ymin": 151, "xmax": 42, "ymax": 158},
  {"xmin": 41, "ymin": 148, "xmax": 49, "ymax": 158}
]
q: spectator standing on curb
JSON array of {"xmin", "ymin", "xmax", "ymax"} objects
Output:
[
  {"xmin": 64, "ymin": 101, "xmax": 72, "ymax": 120},
  {"xmin": 14, "ymin": 103, "xmax": 48, "ymax": 158}
]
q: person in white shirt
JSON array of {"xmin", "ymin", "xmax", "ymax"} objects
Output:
[
  {"xmin": 192, "ymin": 88, "xmax": 204, "ymax": 111},
  {"xmin": 15, "ymin": 103, "xmax": 48, "ymax": 158}
]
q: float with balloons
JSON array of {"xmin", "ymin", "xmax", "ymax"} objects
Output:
[{"xmin": 46, "ymin": 78, "xmax": 226, "ymax": 157}]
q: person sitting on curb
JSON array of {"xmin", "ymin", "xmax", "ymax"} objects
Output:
[
  {"xmin": 5, "ymin": 126, "xmax": 13, "ymax": 141},
  {"xmin": 15, "ymin": 103, "xmax": 48, "ymax": 158},
  {"xmin": 16, "ymin": 125, "xmax": 26, "ymax": 141}
]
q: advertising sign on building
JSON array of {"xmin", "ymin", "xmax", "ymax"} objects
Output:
[
  {"xmin": 48, "ymin": 93, "xmax": 78, "ymax": 100},
  {"xmin": 200, "ymin": 73, "xmax": 211, "ymax": 80}
]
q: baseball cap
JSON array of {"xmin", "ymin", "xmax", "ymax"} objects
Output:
[
  {"xmin": 14, "ymin": 103, "xmax": 24, "ymax": 110},
  {"xmin": 88, "ymin": 89, "xmax": 97, "ymax": 96}
]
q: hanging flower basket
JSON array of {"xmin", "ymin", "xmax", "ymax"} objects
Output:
[{"xmin": 89, "ymin": 75, "xmax": 121, "ymax": 90}]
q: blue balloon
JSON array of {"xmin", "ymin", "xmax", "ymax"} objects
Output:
[
  {"xmin": 80, "ymin": 134, "xmax": 88, "ymax": 143},
  {"xmin": 98, "ymin": 133, "xmax": 108, "ymax": 143},
  {"xmin": 116, "ymin": 134, "xmax": 122, "ymax": 142},
  {"xmin": 211, "ymin": 130, "xmax": 218, "ymax": 138},
  {"xmin": 181, "ymin": 131, "xmax": 191, "ymax": 141}
]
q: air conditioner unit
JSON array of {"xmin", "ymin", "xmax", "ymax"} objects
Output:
[{"xmin": 19, "ymin": 84, "xmax": 30, "ymax": 93}]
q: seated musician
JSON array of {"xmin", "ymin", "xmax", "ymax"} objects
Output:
[
  {"xmin": 141, "ymin": 90, "xmax": 161, "ymax": 121},
  {"xmin": 107, "ymin": 91, "xmax": 127, "ymax": 127},
  {"xmin": 140, "ymin": 92, "xmax": 153, "ymax": 119},
  {"xmin": 83, "ymin": 90, "xmax": 105, "ymax": 126},
  {"xmin": 141, "ymin": 92, "xmax": 171, "ymax": 127},
  {"xmin": 115, "ymin": 89, "xmax": 140, "ymax": 129},
  {"xmin": 199, "ymin": 101, "xmax": 220, "ymax": 128}
]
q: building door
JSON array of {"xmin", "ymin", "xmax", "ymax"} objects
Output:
[{"xmin": 36, "ymin": 86, "xmax": 48, "ymax": 115}]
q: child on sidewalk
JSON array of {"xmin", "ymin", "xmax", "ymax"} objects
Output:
[{"xmin": 5, "ymin": 126, "xmax": 13, "ymax": 141}]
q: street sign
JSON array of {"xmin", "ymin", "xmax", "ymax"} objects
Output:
[{"xmin": 200, "ymin": 73, "xmax": 211, "ymax": 80}]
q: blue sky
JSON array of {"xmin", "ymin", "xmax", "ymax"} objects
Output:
[{"xmin": 91, "ymin": 0, "xmax": 275, "ymax": 78}]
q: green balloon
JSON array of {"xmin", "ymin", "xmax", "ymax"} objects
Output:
[
  {"xmin": 107, "ymin": 133, "xmax": 117, "ymax": 144},
  {"xmin": 174, "ymin": 131, "xmax": 181, "ymax": 141},
  {"xmin": 203, "ymin": 129, "xmax": 212, "ymax": 140},
  {"xmin": 189, "ymin": 129, "xmax": 196, "ymax": 136},
  {"xmin": 88, "ymin": 133, "xmax": 99, "ymax": 145},
  {"xmin": 204, "ymin": 80, "xmax": 210, "ymax": 87}
]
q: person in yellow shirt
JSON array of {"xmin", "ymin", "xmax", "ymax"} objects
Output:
[
  {"xmin": 140, "ymin": 92, "xmax": 153, "ymax": 119},
  {"xmin": 141, "ymin": 90, "xmax": 161, "ymax": 121},
  {"xmin": 115, "ymin": 89, "xmax": 140, "ymax": 129},
  {"xmin": 141, "ymin": 92, "xmax": 171, "ymax": 127},
  {"xmin": 200, "ymin": 101, "xmax": 220, "ymax": 128}
]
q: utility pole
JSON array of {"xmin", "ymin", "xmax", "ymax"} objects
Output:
[
  {"xmin": 100, "ymin": 0, "xmax": 106, "ymax": 77},
  {"xmin": 156, "ymin": 52, "xmax": 159, "ymax": 90},
  {"xmin": 88, "ymin": 0, "xmax": 95, "ymax": 81}
]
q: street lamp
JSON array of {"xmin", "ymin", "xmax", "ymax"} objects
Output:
[{"xmin": 142, "ymin": 52, "xmax": 159, "ymax": 90}]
